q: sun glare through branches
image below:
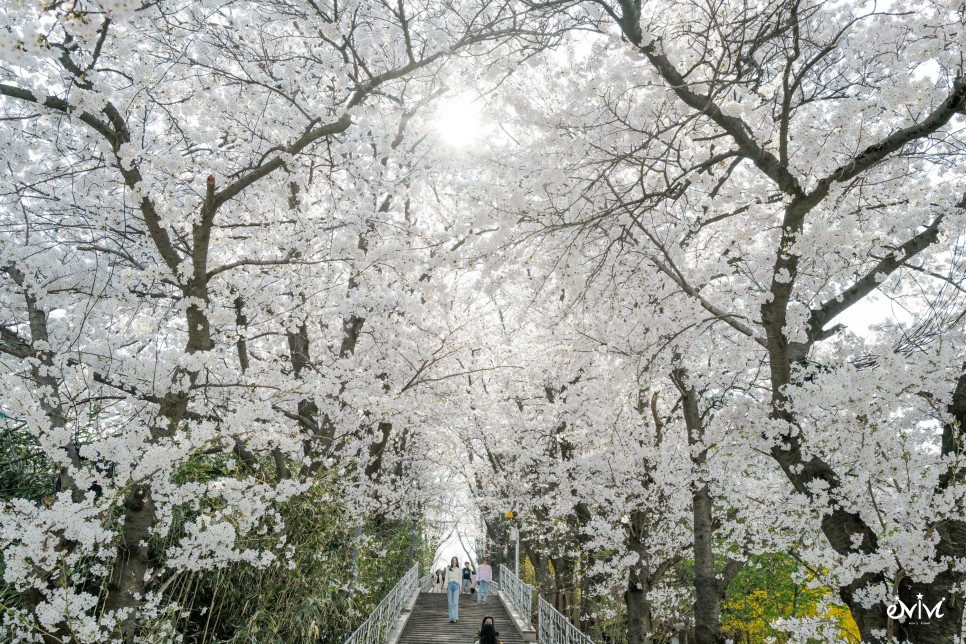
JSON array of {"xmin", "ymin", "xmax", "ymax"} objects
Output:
[{"xmin": 435, "ymin": 93, "xmax": 487, "ymax": 148}]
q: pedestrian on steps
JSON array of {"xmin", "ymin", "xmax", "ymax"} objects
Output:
[
  {"xmin": 433, "ymin": 568, "xmax": 444, "ymax": 593},
  {"xmin": 474, "ymin": 615, "xmax": 504, "ymax": 644},
  {"xmin": 462, "ymin": 560, "xmax": 475, "ymax": 594},
  {"xmin": 445, "ymin": 556, "xmax": 462, "ymax": 622},
  {"xmin": 476, "ymin": 556, "xmax": 493, "ymax": 603}
]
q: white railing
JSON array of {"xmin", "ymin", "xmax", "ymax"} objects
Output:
[
  {"xmin": 419, "ymin": 571, "xmax": 433, "ymax": 592},
  {"xmin": 344, "ymin": 564, "xmax": 419, "ymax": 644},
  {"xmin": 498, "ymin": 564, "xmax": 534, "ymax": 628},
  {"xmin": 538, "ymin": 596, "xmax": 594, "ymax": 644}
]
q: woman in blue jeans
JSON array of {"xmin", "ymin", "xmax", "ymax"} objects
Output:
[{"xmin": 444, "ymin": 556, "xmax": 462, "ymax": 622}]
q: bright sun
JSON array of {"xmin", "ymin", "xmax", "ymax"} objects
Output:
[{"xmin": 435, "ymin": 93, "xmax": 486, "ymax": 148}]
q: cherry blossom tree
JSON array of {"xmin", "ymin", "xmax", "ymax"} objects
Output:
[
  {"xmin": 473, "ymin": 0, "xmax": 966, "ymax": 641},
  {"xmin": 3, "ymin": 0, "xmax": 965, "ymax": 643},
  {"xmin": 0, "ymin": 0, "xmax": 558, "ymax": 640}
]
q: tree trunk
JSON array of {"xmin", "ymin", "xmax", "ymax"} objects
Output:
[
  {"xmin": 102, "ymin": 178, "xmax": 220, "ymax": 638},
  {"xmin": 7, "ymin": 266, "xmax": 86, "ymax": 641},
  {"xmin": 674, "ymin": 370, "xmax": 728, "ymax": 644},
  {"xmin": 894, "ymin": 565, "xmax": 965, "ymax": 643},
  {"xmin": 626, "ymin": 569, "xmax": 653, "ymax": 644},
  {"xmin": 365, "ymin": 421, "xmax": 394, "ymax": 480},
  {"xmin": 104, "ymin": 485, "xmax": 155, "ymax": 642},
  {"xmin": 579, "ymin": 562, "xmax": 597, "ymax": 636},
  {"xmin": 691, "ymin": 482, "xmax": 725, "ymax": 644},
  {"xmin": 287, "ymin": 319, "xmax": 317, "ymax": 476},
  {"xmin": 893, "ymin": 371, "xmax": 966, "ymax": 642}
]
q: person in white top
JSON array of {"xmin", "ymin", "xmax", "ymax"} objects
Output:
[
  {"xmin": 445, "ymin": 556, "xmax": 463, "ymax": 622},
  {"xmin": 476, "ymin": 556, "xmax": 493, "ymax": 603}
]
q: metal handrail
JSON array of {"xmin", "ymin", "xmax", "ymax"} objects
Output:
[
  {"xmin": 498, "ymin": 564, "xmax": 534, "ymax": 628},
  {"xmin": 537, "ymin": 596, "xmax": 594, "ymax": 644},
  {"xmin": 344, "ymin": 564, "xmax": 419, "ymax": 644}
]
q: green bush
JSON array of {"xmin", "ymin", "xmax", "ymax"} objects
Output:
[{"xmin": 143, "ymin": 458, "xmax": 427, "ymax": 643}]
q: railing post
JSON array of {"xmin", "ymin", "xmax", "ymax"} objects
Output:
[
  {"xmin": 536, "ymin": 595, "xmax": 595, "ymax": 644},
  {"xmin": 499, "ymin": 563, "xmax": 534, "ymax": 629},
  {"xmin": 343, "ymin": 564, "xmax": 420, "ymax": 644},
  {"xmin": 499, "ymin": 564, "xmax": 592, "ymax": 643}
]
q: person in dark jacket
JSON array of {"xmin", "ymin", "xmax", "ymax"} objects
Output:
[
  {"xmin": 474, "ymin": 615, "xmax": 503, "ymax": 644},
  {"xmin": 462, "ymin": 560, "xmax": 475, "ymax": 593}
]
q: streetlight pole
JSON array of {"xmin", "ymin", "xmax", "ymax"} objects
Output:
[{"xmin": 509, "ymin": 526, "xmax": 519, "ymax": 576}]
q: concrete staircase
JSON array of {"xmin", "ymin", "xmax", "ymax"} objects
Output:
[{"xmin": 397, "ymin": 592, "xmax": 528, "ymax": 643}]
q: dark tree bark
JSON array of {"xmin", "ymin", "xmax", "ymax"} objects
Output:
[
  {"xmin": 624, "ymin": 393, "xmax": 680, "ymax": 644},
  {"xmin": 892, "ymin": 369, "xmax": 966, "ymax": 642},
  {"xmin": 103, "ymin": 485, "xmax": 155, "ymax": 639},
  {"xmin": 3, "ymin": 267, "xmax": 84, "ymax": 643},
  {"xmin": 673, "ymin": 370, "xmax": 730, "ymax": 644},
  {"xmin": 625, "ymin": 566, "xmax": 654, "ymax": 644}
]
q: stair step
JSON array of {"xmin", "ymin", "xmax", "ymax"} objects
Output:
[{"xmin": 397, "ymin": 592, "xmax": 528, "ymax": 643}]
